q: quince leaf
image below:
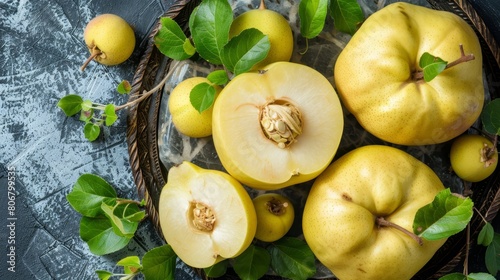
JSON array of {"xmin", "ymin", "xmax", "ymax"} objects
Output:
[
  {"xmin": 116, "ymin": 80, "xmax": 131, "ymax": 94},
  {"xmin": 478, "ymin": 222, "xmax": 495, "ymax": 246},
  {"xmin": 95, "ymin": 270, "xmax": 113, "ymax": 280},
  {"xmin": 207, "ymin": 69, "xmax": 229, "ymax": 86},
  {"xmin": 66, "ymin": 173, "xmax": 117, "ymax": 217},
  {"xmin": 204, "ymin": 260, "xmax": 229, "ymax": 278},
  {"xmin": 189, "ymin": 0, "xmax": 232, "ymax": 65},
  {"xmin": 329, "ymin": 0, "xmax": 364, "ymax": 36},
  {"xmin": 439, "ymin": 273, "xmax": 467, "ymax": 280},
  {"xmin": 101, "ymin": 201, "xmax": 139, "ymax": 238},
  {"xmin": 80, "ymin": 216, "xmax": 131, "ymax": 255},
  {"xmin": 268, "ymin": 237, "xmax": 316, "ymax": 280},
  {"xmin": 190, "ymin": 82, "xmax": 216, "ymax": 113},
  {"xmin": 221, "ymin": 28, "xmax": 270, "ymax": 75},
  {"xmin": 79, "ymin": 108, "xmax": 93, "ymax": 122},
  {"xmin": 142, "ymin": 244, "xmax": 177, "ymax": 280},
  {"xmin": 299, "ymin": 0, "xmax": 328, "ymax": 39},
  {"xmin": 413, "ymin": 188, "xmax": 473, "ymax": 240},
  {"xmin": 81, "ymin": 99, "xmax": 93, "ymax": 111},
  {"xmin": 467, "ymin": 273, "xmax": 497, "ymax": 280},
  {"xmin": 84, "ymin": 122, "xmax": 100, "ymax": 141},
  {"xmin": 419, "ymin": 52, "xmax": 448, "ymax": 82},
  {"xmin": 233, "ymin": 244, "xmax": 271, "ymax": 280},
  {"xmin": 57, "ymin": 94, "xmax": 83, "ymax": 116},
  {"xmin": 104, "ymin": 104, "xmax": 118, "ymax": 126},
  {"xmin": 485, "ymin": 233, "xmax": 500, "ymax": 275},
  {"xmin": 481, "ymin": 99, "xmax": 500, "ymax": 135},
  {"xmin": 117, "ymin": 256, "xmax": 142, "ymax": 274},
  {"xmin": 154, "ymin": 17, "xmax": 194, "ymax": 61}
]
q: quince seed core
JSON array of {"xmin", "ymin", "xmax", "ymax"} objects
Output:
[
  {"xmin": 191, "ymin": 202, "xmax": 216, "ymax": 232},
  {"xmin": 260, "ymin": 100, "xmax": 302, "ymax": 149}
]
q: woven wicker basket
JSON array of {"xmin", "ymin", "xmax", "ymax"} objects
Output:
[{"xmin": 126, "ymin": 0, "xmax": 500, "ymax": 279}]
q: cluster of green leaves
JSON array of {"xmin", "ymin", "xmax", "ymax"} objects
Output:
[
  {"xmin": 57, "ymin": 80, "xmax": 131, "ymax": 141},
  {"xmin": 299, "ymin": 0, "xmax": 363, "ymax": 39},
  {"xmin": 412, "ymin": 188, "xmax": 499, "ymax": 280},
  {"xmin": 66, "ymin": 174, "xmax": 145, "ymax": 255},
  {"xmin": 205, "ymin": 238, "xmax": 316, "ymax": 280},
  {"xmin": 154, "ymin": 0, "xmax": 270, "ymax": 112},
  {"xmin": 96, "ymin": 245, "xmax": 177, "ymax": 280}
]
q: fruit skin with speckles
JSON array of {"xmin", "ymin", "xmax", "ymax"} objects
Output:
[
  {"xmin": 81, "ymin": 14, "xmax": 136, "ymax": 70},
  {"xmin": 302, "ymin": 145, "xmax": 447, "ymax": 280},
  {"xmin": 450, "ymin": 134, "xmax": 498, "ymax": 182},
  {"xmin": 334, "ymin": 2, "xmax": 483, "ymax": 145},
  {"xmin": 158, "ymin": 161, "xmax": 257, "ymax": 269},
  {"xmin": 253, "ymin": 193, "xmax": 295, "ymax": 242}
]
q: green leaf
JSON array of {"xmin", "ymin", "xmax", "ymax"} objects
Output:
[
  {"xmin": 81, "ymin": 100, "xmax": 93, "ymax": 111},
  {"xmin": 84, "ymin": 122, "xmax": 101, "ymax": 141},
  {"xmin": 190, "ymin": 82, "xmax": 217, "ymax": 113},
  {"xmin": 79, "ymin": 109, "xmax": 93, "ymax": 122},
  {"xmin": 330, "ymin": 0, "xmax": 364, "ymax": 35},
  {"xmin": 419, "ymin": 52, "xmax": 448, "ymax": 82},
  {"xmin": 438, "ymin": 273, "xmax": 467, "ymax": 280},
  {"xmin": 233, "ymin": 244, "xmax": 271, "ymax": 280},
  {"xmin": 467, "ymin": 273, "xmax": 497, "ymax": 280},
  {"xmin": 101, "ymin": 202, "xmax": 139, "ymax": 238},
  {"xmin": 485, "ymin": 233, "xmax": 500, "ymax": 275},
  {"xmin": 104, "ymin": 104, "xmax": 118, "ymax": 126},
  {"xmin": 80, "ymin": 216, "xmax": 131, "ymax": 255},
  {"xmin": 478, "ymin": 222, "xmax": 495, "ymax": 246},
  {"xmin": 481, "ymin": 99, "xmax": 500, "ymax": 135},
  {"xmin": 95, "ymin": 270, "xmax": 113, "ymax": 280},
  {"xmin": 142, "ymin": 244, "xmax": 177, "ymax": 280},
  {"xmin": 413, "ymin": 188, "xmax": 473, "ymax": 240},
  {"xmin": 154, "ymin": 17, "xmax": 194, "ymax": 60},
  {"xmin": 57, "ymin": 94, "xmax": 83, "ymax": 116},
  {"xmin": 183, "ymin": 38, "xmax": 196, "ymax": 56},
  {"xmin": 268, "ymin": 237, "xmax": 317, "ymax": 280},
  {"xmin": 116, "ymin": 80, "xmax": 131, "ymax": 94},
  {"xmin": 207, "ymin": 69, "xmax": 229, "ymax": 86},
  {"xmin": 117, "ymin": 256, "xmax": 142, "ymax": 274},
  {"xmin": 189, "ymin": 0, "xmax": 232, "ymax": 65},
  {"xmin": 221, "ymin": 28, "xmax": 270, "ymax": 75},
  {"xmin": 299, "ymin": 0, "xmax": 328, "ymax": 39},
  {"xmin": 204, "ymin": 259, "xmax": 229, "ymax": 278},
  {"xmin": 66, "ymin": 173, "xmax": 117, "ymax": 217}
]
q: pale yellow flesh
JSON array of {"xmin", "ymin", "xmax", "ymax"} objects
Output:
[
  {"xmin": 303, "ymin": 145, "xmax": 447, "ymax": 280},
  {"xmin": 158, "ymin": 162, "xmax": 256, "ymax": 268},
  {"xmin": 212, "ymin": 62, "xmax": 344, "ymax": 189}
]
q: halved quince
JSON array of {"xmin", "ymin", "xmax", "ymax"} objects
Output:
[
  {"xmin": 212, "ymin": 62, "xmax": 344, "ymax": 190},
  {"xmin": 158, "ymin": 161, "xmax": 257, "ymax": 268}
]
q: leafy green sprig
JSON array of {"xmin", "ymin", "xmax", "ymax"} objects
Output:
[{"xmin": 58, "ymin": 80, "xmax": 131, "ymax": 141}]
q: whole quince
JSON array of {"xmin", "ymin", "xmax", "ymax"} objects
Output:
[
  {"xmin": 302, "ymin": 145, "xmax": 446, "ymax": 280},
  {"xmin": 212, "ymin": 62, "xmax": 344, "ymax": 190},
  {"xmin": 334, "ymin": 2, "xmax": 483, "ymax": 145}
]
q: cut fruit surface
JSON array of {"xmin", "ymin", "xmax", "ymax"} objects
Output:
[
  {"xmin": 212, "ymin": 62, "xmax": 344, "ymax": 190},
  {"xmin": 158, "ymin": 161, "xmax": 257, "ymax": 268}
]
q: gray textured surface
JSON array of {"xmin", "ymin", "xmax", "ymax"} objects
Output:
[
  {"xmin": 1, "ymin": 0, "xmax": 499, "ymax": 279},
  {"xmin": 0, "ymin": 0, "xmax": 199, "ymax": 279}
]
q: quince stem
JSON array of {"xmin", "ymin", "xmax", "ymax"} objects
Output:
[
  {"xmin": 413, "ymin": 44, "xmax": 475, "ymax": 81},
  {"xmin": 376, "ymin": 216, "xmax": 423, "ymax": 246},
  {"xmin": 81, "ymin": 47, "xmax": 102, "ymax": 71}
]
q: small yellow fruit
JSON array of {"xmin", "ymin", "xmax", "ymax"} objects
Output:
[
  {"xmin": 450, "ymin": 134, "xmax": 498, "ymax": 182},
  {"xmin": 168, "ymin": 77, "xmax": 221, "ymax": 138},
  {"xmin": 82, "ymin": 14, "xmax": 136, "ymax": 70},
  {"xmin": 158, "ymin": 161, "xmax": 257, "ymax": 268},
  {"xmin": 253, "ymin": 193, "xmax": 295, "ymax": 242},
  {"xmin": 229, "ymin": 0, "xmax": 293, "ymax": 69}
]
